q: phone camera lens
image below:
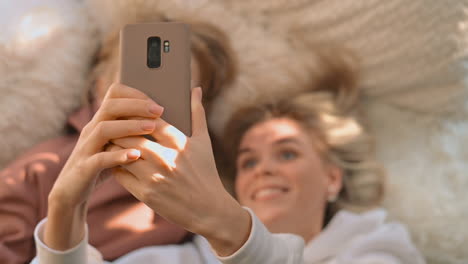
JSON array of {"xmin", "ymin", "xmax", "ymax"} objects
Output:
[{"xmin": 147, "ymin": 37, "xmax": 161, "ymax": 68}]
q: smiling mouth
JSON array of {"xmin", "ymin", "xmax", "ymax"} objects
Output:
[{"xmin": 252, "ymin": 187, "xmax": 289, "ymax": 201}]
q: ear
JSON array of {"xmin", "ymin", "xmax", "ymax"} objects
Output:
[{"xmin": 326, "ymin": 165, "xmax": 343, "ymax": 201}]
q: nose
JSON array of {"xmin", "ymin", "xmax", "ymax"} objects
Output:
[{"xmin": 253, "ymin": 156, "xmax": 275, "ymax": 178}]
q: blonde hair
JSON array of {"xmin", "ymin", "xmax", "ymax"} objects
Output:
[
  {"xmin": 222, "ymin": 49, "xmax": 384, "ymax": 219},
  {"xmin": 86, "ymin": 15, "xmax": 237, "ymax": 113}
]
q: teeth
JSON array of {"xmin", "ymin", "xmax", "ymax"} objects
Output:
[{"xmin": 255, "ymin": 188, "xmax": 284, "ymax": 200}]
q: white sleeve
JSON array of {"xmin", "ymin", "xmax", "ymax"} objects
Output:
[
  {"xmin": 30, "ymin": 218, "xmax": 103, "ymax": 264},
  {"xmin": 335, "ymin": 222, "xmax": 426, "ymax": 264},
  {"xmin": 217, "ymin": 207, "xmax": 305, "ymax": 264}
]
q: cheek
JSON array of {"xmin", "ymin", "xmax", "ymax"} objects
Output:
[{"xmin": 288, "ymin": 162, "xmax": 328, "ymax": 198}]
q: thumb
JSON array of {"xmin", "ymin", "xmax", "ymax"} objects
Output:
[
  {"xmin": 88, "ymin": 147, "xmax": 140, "ymax": 176},
  {"xmin": 191, "ymin": 87, "xmax": 208, "ymax": 137}
]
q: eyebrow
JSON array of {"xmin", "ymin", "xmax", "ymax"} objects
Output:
[
  {"xmin": 237, "ymin": 137, "xmax": 302, "ymax": 155},
  {"xmin": 274, "ymin": 137, "xmax": 302, "ymax": 146}
]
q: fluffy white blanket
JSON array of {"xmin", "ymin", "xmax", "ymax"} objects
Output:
[{"xmin": 0, "ymin": 0, "xmax": 97, "ymax": 168}]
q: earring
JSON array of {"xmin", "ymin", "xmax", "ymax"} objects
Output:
[{"xmin": 327, "ymin": 194, "xmax": 337, "ymax": 203}]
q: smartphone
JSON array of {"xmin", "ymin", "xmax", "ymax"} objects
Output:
[{"xmin": 119, "ymin": 22, "xmax": 192, "ymax": 136}]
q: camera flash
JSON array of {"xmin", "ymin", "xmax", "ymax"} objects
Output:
[{"xmin": 164, "ymin": 40, "xmax": 170, "ymax": 52}]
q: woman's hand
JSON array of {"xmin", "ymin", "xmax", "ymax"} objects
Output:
[
  {"xmin": 44, "ymin": 83, "xmax": 164, "ymax": 250},
  {"xmin": 109, "ymin": 87, "xmax": 251, "ymax": 257}
]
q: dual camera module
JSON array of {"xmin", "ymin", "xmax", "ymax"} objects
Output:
[{"xmin": 147, "ymin": 37, "xmax": 170, "ymax": 68}]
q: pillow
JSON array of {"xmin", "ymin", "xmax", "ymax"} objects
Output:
[{"xmin": 0, "ymin": 0, "xmax": 97, "ymax": 169}]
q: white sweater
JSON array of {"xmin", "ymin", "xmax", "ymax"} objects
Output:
[{"xmin": 31, "ymin": 208, "xmax": 425, "ymax": 264}]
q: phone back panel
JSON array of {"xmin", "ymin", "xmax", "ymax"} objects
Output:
[{"xmin": 119, "ymin": 22, "xmax": 192, "ymax": 136}]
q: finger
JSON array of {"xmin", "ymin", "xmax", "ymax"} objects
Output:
[
  {"xmin": 112, "ymin": 136, "xmax": 147, "ymax": 150},
  {"xmin": 104, "ymin": 143, "xmax": 124, "ymax": 152},
  {"xmin": 113, "ymin": 137, "xmax": 178, "ymax": 170},
  {"xmin": 86, "ymin": 148, "xmax": 141, "ymax": 175},
  {"xmin": 87, "ymin": 119, "xmax": 157, "ymax": 152},
  {"xmin": 150, "ymin": 118, "xmax": 187, "ymax": 150},
  {"xmin": 191, "ymin": 87, "xmax": 208, "ymax": 137},
  {"xmin": 120, "ymin": 116, "xmax": 147, "ymax": 121},
  {"xmin": 93, "ymin": 98, "xmax": 164, "ymax": 123},
  {"xmin": 104, "ymin": 83, "xmax": 153, "ymax": 101},
  {"xmin": 97, "ymin": 144, "xmax": 124, "ymax": 185},
  {"xmin": 112, "ymin": 167, "xmax": 142, "ymax": 198},
  {"xmin": 121, "ymin": 157, "xmax": 171, "ymax": 183}
]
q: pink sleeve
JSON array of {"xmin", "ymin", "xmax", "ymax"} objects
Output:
[
  {"xmin": 0, "ymin": 135, "xmax": 76, "ymax": 264},
  {"xmin": 0, "ymin": 159, "xmax": 41, "ymax": 264}
]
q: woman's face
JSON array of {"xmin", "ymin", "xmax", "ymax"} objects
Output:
[{"xmin": 235, "ymin": 118, "xmax": 342, "ymax": 241}]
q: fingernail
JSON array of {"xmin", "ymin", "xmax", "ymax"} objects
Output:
[
  {"xmin": 127, "ymin": 149, "xmax": 141, "ymax": 159},
  {"xmin": 149, "ymin": 104, "xmax": 164, "ymax": 115},
  {"xmin": 142, "ymin": 120, "xmax": 155, "ymax": 131}
]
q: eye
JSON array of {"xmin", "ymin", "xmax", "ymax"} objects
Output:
[
  {"xmin": 280, "ymin": 150, "xmax": 297, "ymax": 161},
  {"xmin": 239, "ymin": 158, "xmax": 257, "ymax": 170}
]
